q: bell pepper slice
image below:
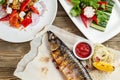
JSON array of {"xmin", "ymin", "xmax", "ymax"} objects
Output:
[
  {"xmin": 0, "ymin": 0, "xmax": 5, "ymax": 4},
  {"xmin": 21, "ymin": 16, "xmax": 32, "ymax": 27},
  {"xmin": 80, "ymin": 13, "xmax": 93, "ymax": 28},
  {"xmin": 30, "ymin": 6, "xmax": 39, "ymax": 14},
  {"xmin": 0, "ymin": 14, "xmax": 10, "ymax": 21},
  {"xmin": 20, "ymin": 0, "xmax": 30, "ymax": 11},
  {"xmin": 9, "ymin": 10, "xmax": 20, "ymax": 28},
  {"xmin": 80, "ymin": 13, "xmax": 89, "ymax": 28}
]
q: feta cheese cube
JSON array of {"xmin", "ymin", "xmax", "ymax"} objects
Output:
[
  {"xmin": 9, "ymin": 0, "xmax": 13, "ymax": 3},
  {"xmin": 34, "ymin": 2, "xmax": 42, "ymax": 13},
  {"xmin": 6, "ymin": 7, "xmax": 12, "ymax": 14},
  {"xmin": 19, "ymin": 11, "xmax": 26, "ymax": 19}
]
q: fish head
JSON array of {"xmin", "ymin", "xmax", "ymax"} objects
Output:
[{"xmin": 47, "ymin": 31, "xmax": 59, "ymax": 51}]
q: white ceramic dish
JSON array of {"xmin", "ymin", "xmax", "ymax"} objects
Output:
[
  {"xmin": 59, "ymin": 0, "xmax": 120, "ymax": 43},
  {"xmin": 114, "ymin": 0, "xmax": 120, "ymax": 9},
  {"xmin": 0, "ymin": 0, "xmax": 57, "ymax": 43}
]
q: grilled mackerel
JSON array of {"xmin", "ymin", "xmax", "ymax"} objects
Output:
[{"xmin": 47, "ymin": 31, "xmax": 92, "ymax": 80}]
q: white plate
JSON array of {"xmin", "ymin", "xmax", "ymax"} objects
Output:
[
  {"xmin": 59, "ymin": 0, "xmax": 120, "ymax": 43},
  {"xmin": 114, "ymin": 0, "xmax": 120, "ymax": 9},
  {"xmin": 0, "ymin": 0, "xmax": 57, "ymax": 43}
]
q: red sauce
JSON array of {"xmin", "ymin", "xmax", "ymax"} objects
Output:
[{"xmin": 75, "ymin": 42, "xmax": 91, "ymax": 58}]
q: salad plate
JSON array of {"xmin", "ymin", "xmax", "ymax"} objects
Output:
[
  {"xmin": 0, "ymin": 0, "xmax": 57, "ymax": 43},
  {"xmin": 59, "ymin": 0, "xmax": 120, "ymax": 43}
]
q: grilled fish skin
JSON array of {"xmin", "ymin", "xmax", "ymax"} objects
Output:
[{"xmin": 47, "ymin": 31, "xmax": 92, "ymax": 80}]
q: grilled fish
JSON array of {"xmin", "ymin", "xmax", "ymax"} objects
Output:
[{"xmin": 47, "ymin": 31, "xmax": 92, "ymax": 80}]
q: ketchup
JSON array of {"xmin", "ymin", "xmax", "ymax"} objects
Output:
[{"xmin": 75, "ymin": 42, "xmax": 91, "ymax": 58}]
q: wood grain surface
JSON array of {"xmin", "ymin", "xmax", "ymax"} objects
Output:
[{"xmin": 0, "ymin": 2, "xmax": 120, "ymax": 80}]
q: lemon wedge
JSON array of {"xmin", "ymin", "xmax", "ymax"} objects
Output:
[{"xmin": 93, "ymin": 61, "xmax": 115, "ymax": 72}]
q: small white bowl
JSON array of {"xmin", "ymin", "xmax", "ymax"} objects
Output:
[{"xmin": 73, "ymin": 40, "xmax": 94, "ymax": 60}]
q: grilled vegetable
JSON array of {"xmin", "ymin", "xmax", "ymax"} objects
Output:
[
  {"xmin": 93, "ymin": 61, "xmax": 115, "ymax": 72},
  {"xmin": 48, "ymin": 31, "xmax": 92, "ymax": 80}
]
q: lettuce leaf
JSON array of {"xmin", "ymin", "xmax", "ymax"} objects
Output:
[{"xmin": 70, "ymin": 5, "xmax": 81, "ymax": 17}]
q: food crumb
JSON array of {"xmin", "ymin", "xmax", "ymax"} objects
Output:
[
  {"xmin": 40, "ymin": 57, "xmax": 50, "ymax": 63},
  {"xmin": 41, "ymin": 67, "xmax": 48, "ymax": 75}
]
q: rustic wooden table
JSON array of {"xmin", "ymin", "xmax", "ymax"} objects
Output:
[{"xmin": 0, "ymin": 2, "xmax": 120, "ymax": 80}]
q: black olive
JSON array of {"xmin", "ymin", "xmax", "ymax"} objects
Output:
[{"xmin": 79, "ymin": 2, "xmax": 84, "ymax": 8}]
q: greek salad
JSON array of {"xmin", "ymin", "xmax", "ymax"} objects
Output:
[
  {"xmin": 68, "ymin": 0, "xmax": 115, "ymax": 31},
  {"xmin": 0, "ymin": 0, "xmax": 45, "ymax": 28}
]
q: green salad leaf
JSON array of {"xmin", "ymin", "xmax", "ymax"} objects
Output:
[
  {"xmin": 71, "ymin": 0, "xmax": 80, "ymax": 5},
  {"xmin": 101, "ymin": 4, "xmax": 106, "ymax": 10},
  {"xmin": 81, "ymin": 0, "xmax": 100, "ymax": 9},
  {"xmin": 70, "ymin": 5, "xmax": 81, "ymax": 17},
  {"xmin": 96, "ymin": 10, "xmax": 108, "ymax": 23}
]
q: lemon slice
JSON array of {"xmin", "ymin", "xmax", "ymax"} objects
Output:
[{"xmin": 93, "ymin": 61, "xmax": 115, "ymax": 72}]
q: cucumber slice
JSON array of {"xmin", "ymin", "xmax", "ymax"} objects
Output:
[
  {"xmin": 106, "ymin": 5, "xmax": 114, "ymax": 13},
  {"xmin": 91, "ymin": 11, "xmax": 110, "ymax": 31},
  {"xmin": 90, "ymin": 23, "xmax": 106, "ymax": 32},
  {"xmin": 108, "ymin": 0, "xmax": 115, "ymax": 6}
]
